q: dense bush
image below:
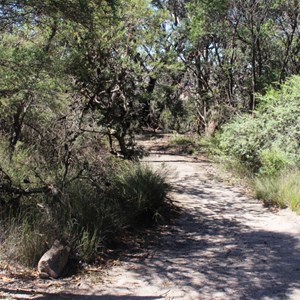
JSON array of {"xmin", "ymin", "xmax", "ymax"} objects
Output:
[
  {"xmin": 218, "ymin": 76, "xmax": 300, "ymax": 173},
  {"xmin": 216, "ymin": 76, "xmax": 300, "ymax": 212},
  {"xmin": 0, "ymin": 156, "xmax": 170, "ymax": 266}
]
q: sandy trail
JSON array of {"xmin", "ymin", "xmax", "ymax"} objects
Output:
[
  {"xmin": 1, "ymin": 151, "xmax": 300, "ymax": 299},
  {"xmin": 85, "ymin": 153, "xmax": 300, "ymax": 300}
]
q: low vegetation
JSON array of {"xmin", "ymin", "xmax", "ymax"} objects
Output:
[
  {"xmin": 255, "ymin": 169, "xmax": 300, "ymax": 211},
  {"xmin": 214, "ymin": 76, "xmax": 300, "ymax": 212},
  {"xmin": 1, "ymin": 0, "xmax": 300, "ymax": 273},
  {"xmin": 0, "ymin": 156, "xmax": 170, "ymax": 267}
]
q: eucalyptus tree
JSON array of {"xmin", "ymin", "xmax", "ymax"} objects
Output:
[
  {"xmin": 166, "ymin": 0, "xmax": 300, "ymax": 135},
  {"xmin": 0, "ymin": 0, "xmax": 177, "ymax": 203}
]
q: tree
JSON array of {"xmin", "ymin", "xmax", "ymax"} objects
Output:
[
  {"xmin": 164, "ymin": 0, "xmax": 300, "ymax": 135},
  {"xmin": 0, "ymin": 0, "xmax": 179, "ymax": 203}
]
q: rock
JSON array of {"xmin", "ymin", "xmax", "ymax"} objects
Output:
[{"xmin": 38, "ymin": 240, "xmax": 70, "ymax": 279}]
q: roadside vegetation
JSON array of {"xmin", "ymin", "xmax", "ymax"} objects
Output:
[
  {"xmin": 214, "ymin": 76, "xmax": 300, "ymax": 212},
  {"xmin": 168, "ymin": 134, "xmax": 202, "ymax": 155},
  {"xmin": 1, "ymin": 0, "xmax": 300, "ymax": 270},
  {"xmin": 166, "ymin": 76, "xmax": 300, "ymax": 213},
  {"xmin": 0, "ymin": 153, "xmax": 170, "ymax": 266}
]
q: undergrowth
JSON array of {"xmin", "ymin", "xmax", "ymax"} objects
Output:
[
  {"xmin": 255, "ymin": 169, "xmax": 300, "ymax": 212},
  {"xmin": 211, "ymin": 76, "xmax": 300, "ymax": 213},
  {"xmin": 0, "ymin": 158, "xmax": 170, "ymax": 267}
]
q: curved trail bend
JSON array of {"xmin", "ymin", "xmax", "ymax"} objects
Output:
[
  {"xmin": 83, "ymin": 153, "xmax": 300, "ymax": 299},
  {"xmin": 2, "ymin": 151, "xmax": 300, "ymax": 299}
]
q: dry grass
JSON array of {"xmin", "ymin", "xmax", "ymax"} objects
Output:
[{"xmin": 0, "ymin": 159, "xmax": 171, "ymax": 266}]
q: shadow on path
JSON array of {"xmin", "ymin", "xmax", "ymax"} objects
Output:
[
  {"xmin": 2, "ymin": 154, "xmax": 300, "ymax": 299},
  {"xmin": 133, "ymin": 154, "xmax": 300, "ymax": 299},
  {"xmin": 0, "ymin": 287, "xmax": 161, "ymax": 300},
  {"xmin": 132, "ymin": 212, "xmax": 300, "ymax": 299}
]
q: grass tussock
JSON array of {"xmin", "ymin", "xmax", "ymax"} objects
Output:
[
  {"xmin": 255, "ymin": 169, "xmax": 300, "ymax": 212},
  {"xmin": 111, "ymin": 161, "xmax": 170, "ymax": 224},
  {"xmin": 1, "ymin": 218, "xmax": 54, "ymax": 267},
  {"xmin": 0, "ymin": 159, "xmax": 171, "ymax": 267}
]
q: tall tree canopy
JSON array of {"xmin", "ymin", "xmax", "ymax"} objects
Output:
[{"xmin": 0, "ymin": 0, "xmax": 300, "ymax": 193}]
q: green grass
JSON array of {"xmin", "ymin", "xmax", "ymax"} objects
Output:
[
  {"xmin": 202, "ymin": 131, "xmax": 300, "ymax": 213},
  {"xmin": 255, "ymin": 169, "xmax": 300, "ymax": 212},
  {"xmin": 169, "ymin": 134, "xmax": 195, "ymax": 146},
  {"xmin": 198, "ymin": 135, "xmax": 224, "ymax": 157},
  {"xmin": 0, "ymin": 213, "xmax": 57, "ymax": 267},
  {"xmin": 109, "ymin": 160, "xmax": 171, "ymax": 224}
]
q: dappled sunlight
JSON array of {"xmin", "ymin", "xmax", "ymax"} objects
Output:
[
  {"xmin": 94, "ymin": 154, "xmax": 300, "ymax": 299},
  {"xmin": 1, "ymin": 153, "xmax": 300, "ymax": 299}
]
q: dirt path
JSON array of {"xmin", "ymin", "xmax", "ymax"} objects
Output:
[{"xmin": 2, "ymin": 147, "xmax": 300, "ymax": 299}]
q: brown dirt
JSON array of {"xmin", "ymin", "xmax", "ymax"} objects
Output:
[{"xmin": 1, "ymin": 134, "xmax": 300, "ymax": 299}]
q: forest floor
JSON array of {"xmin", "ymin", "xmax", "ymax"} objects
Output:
[{"xmin": 1, "ymin": 134, "xmax": 300, "ymax": 299}]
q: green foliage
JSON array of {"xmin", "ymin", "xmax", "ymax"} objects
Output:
[
  {"xmin": 277, "ymin": 170, "xmax": 300, "ymax": 212},
  {"xmin": 75, "ymin": 229, "xmax": 101, "ymax": 263},
  {"xmin": 109, "ymin": 160, "xmax": 170, "ymax": 224},
  {"xmin": 178, "ymin": 0, "xmax": 300, "ymax": 134},
  {"xmin": 168, "ymin": 134, "xmax": 201, "ymax": 155},
  {"xmin": 156, "ymin": 92, "xmax": 195, "ymax": 134},
  {"xmin": 169, "ymin": 134, "xmax": 194, "ymax": 146},
  {"xmin": 1, "ymin": 211, "xmax": 57, "ymax": 267},
  {"xmin": 187, "ymin": 0, "xmax": 229, "ymax": 42},
  {"xmin": 198, "ymin": 135, "xmax": 224, "ymax": 157},
  {"xmin": 2, "ymin": 0, "xmax": 300, "ymax": 268},
  {"xmin": 259, "ymin": 148, "xmax": 290, "ymax": 176},
  {"xmin": 0, "ymin": 0, "xmax": 175, "ymax": 268},
  {"xmin": 219, "ymin": 76, "xmax": 300, "ymax": 173},
  {"xmin": 0, "ymin": 157, "xmax": 170, "ymax": 266},
  {"xmin": 255, "ymin": 169, "xmax": 300, "ymax": 212},
  {"xmin": 216, "ymin": 76, "xmax": 300, "ymax": 212},
  {"xmin": 255, "ymin": 176, "xmax": 285, "ymax": 208},
  {"xmin": 218, "ymin": 115, "xmax": 263, "ymax": 170}
]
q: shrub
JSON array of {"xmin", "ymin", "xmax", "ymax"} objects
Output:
[
  {"xmin": 0, "ymin": 157, "xmax": 170, "ymax": 266},
  {"xmin": 218, "ymin": 75, "xmax": 300, "ymax": 173},
  {"xmin": 169, "ymin": 134, "xmax": 194, "ymax": 146},
  {"xmin": 258, "ymin": 148, "xmax": 290, "ymax": 176},
  {"xmin": 198, "ymin": 135, "xmax": 224, "ymax": 156},
  {"xmin": 109, "ymin": 160, "xmax": 170, "ymax": 225},
  {"xmin": 215, "ymin": 76, "xmax": 300, "ymax": 213},
  {"xmin": 168, "ymin": 134, "xmax": 200, "ymax": 155},
  {"xmin": 218, "ymin": 114, "xmax": 264, "ymax": 170}
]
